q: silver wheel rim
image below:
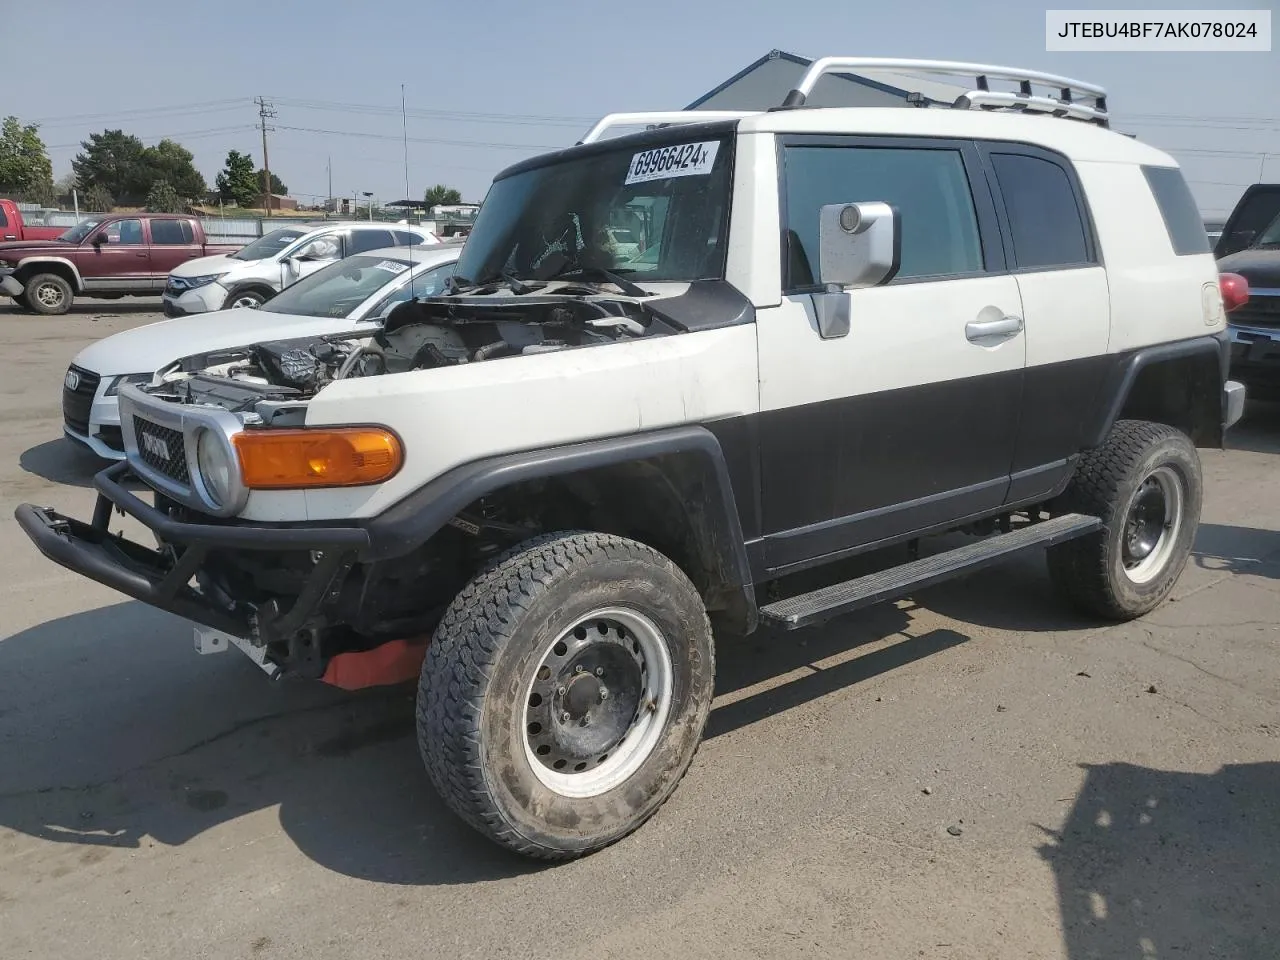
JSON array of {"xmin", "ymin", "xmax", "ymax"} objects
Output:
[
  {"xmin": 35, "ymin": 282, "xmax": 64, "ymax": 309},
  {"xmin": 1121, "ymin": 465, "xmax": 1184, "ymax": 584},
  {"xmin": 230, "ymin": 294, "xmax": 262, "ymax": 309},
  {"xmin": 522, "ymin": 606, "xmax": 674, "ymax": 799}
]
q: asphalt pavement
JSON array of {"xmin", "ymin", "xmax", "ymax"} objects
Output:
[{"xmin": 1, "ymin": 302, "xmax": 1277, "ymax": 959}]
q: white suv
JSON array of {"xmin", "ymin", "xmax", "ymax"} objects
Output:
[
  {"xmin": 20, "ymin": 58, "xmax": 1247, "ymax": 862},
  {"xmin": 161, "ymin": 222, "xmax": 439, "ymax": 316}
]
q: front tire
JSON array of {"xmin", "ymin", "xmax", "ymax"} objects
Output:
[
  {"xmin": 418, "ymin": 531, "xmax": 715, "ymax": 860},
  {"xmin": 1047, "ymin": 420, "xmax": 1202, "ymax": 620},
  {"xmin": 25, "ymin": 273, "xmax": 73, "ymax": 315},
  {"xmin": 221, "ymin": 288, "xmax": 267, "ymax": 310}
]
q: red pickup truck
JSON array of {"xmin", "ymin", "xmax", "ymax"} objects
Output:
[
  {"xmin": 0, "ymin": 198, "xmax": 66, "ymax": 242},
  {"xmin": 0, "ymin": 213, "xmax": 241, "ymax": 315}
]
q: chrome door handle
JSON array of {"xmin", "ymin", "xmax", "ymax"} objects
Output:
[{"xmin": 965, "ymin": 315, "xmax": 1023, "ymax": 343}]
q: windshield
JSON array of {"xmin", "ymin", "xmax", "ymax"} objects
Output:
[
  {"xmin": 1257, "ymin": 211, "xmax": 1280, "ymax": 247},
  {"xmin": 455, "ymin": 134, "xmax": 733, "ymax": 286},
  {"xmin": 232, "ymin": 227, "xmax": 308, "ymax": 261},
  {"xmin": 264, "ymin": 254, "xmax": 414, "ymax": 318},
  {"xmin": 58, "ymin": 218, "xmax": 105, "ymax": 243}
]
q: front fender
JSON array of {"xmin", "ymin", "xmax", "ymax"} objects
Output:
[
  {"xmin": 361, "ymin": 424, "xmax": 758, "ymax": 633},
  {"xmin": 16, "ymin": 256, "xmax": 84, "ymax": 291}
]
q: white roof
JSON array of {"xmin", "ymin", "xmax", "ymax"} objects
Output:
[{"xmin": 738, "ymin": 107, "xmax": 1173, "ymax": 165}]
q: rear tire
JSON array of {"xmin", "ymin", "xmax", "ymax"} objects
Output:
[
  {"xmin": 418, "ymin": 531, "xmax": 715, "ymax": 860},
  {"xmin": 25, "ymin": 273, "xmax": 73, "ymax": 315},
  {"xmin": 1047, "ymin": 420, "xmax": 1202, "ymax": 620}
]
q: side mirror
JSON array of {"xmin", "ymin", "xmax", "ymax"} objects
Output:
[
  {"xmin": 93, "ymin": 233, "xmax": 109, "ymax": 246},
  {"xmin": 812, "ymin": 202, "xmax": 900, "ymax": 339},
  {"xmin": 283, "ymin": 256, "xmax": 301, "ymax": 279}
]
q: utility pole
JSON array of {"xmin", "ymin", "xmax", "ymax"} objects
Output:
[
  {"xmin": 255, "ymin": 96, "xmax": 276, "ymax": 213},
  {"xmin": 327, "ymin": 156, "xmax": 333, "ymax": 213}
]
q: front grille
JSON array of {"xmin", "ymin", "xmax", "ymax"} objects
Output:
[
  {"xmin": 132, "ymin": 416, "xmax": 189, "ymax": 485},
  {"xmin": 62, "ymin": 365, "xmax": 100, "ymax": 436}
]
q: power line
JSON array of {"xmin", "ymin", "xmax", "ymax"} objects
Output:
[
  {"xmin": 43, "ymin": 125, "xmax": 258, "ymax": 150},
  {"xmin": 273, "ymin": 123, "xmax": 560, "ymax": 151},
  {"xmin": 33, "ymin": 98, "xmax": 252, "ymax": 127},
  {"xmin": 268, "ymin": 95, "xmax": 593, "ymax": 127}
]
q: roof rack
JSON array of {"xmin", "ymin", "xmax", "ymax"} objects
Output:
[
  {"xmin": 780, "ymin": 57, "xmax": 1109, "ymax": 127},
  {"xmin": 577, "ymin": 111, "xmax": 758, "ymax": 145}
]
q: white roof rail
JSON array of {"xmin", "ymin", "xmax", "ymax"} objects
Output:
[
  {"xmin": 781, "ymin": 57, "xmax": 1109, "ymax": 126},
  {"xmin": 578, "ymin": 111, "xmax": 757, "ymax": 145}
]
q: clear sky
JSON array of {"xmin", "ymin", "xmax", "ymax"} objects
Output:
[{"xmin": 11, "ymin": 0, "xmax": 1278, "ymax": 217}]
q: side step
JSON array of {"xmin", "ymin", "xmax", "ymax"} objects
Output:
[{"xmin": 759, "ymin": 513, "xmax": 1101, "ymax": 631}]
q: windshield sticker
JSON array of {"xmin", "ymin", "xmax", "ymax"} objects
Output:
[
  {"xmin": 624, "ymin": 141, "xmax": 720, "ymax": 185},
  {"xmin": 371, "ymin": 260, "xmax": 410, "ymax": 274}
]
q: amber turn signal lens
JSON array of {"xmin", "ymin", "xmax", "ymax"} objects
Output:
[{"xmin": 234, "ymin": 427, "xmax": 403, "ymax": 489}]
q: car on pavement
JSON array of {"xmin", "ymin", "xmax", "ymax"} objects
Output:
[
  {"xmin": 0, "ymin": 214, "xmax": 242, "ymax": 314},
  {"xmin": 18, "ymin": 57, "xmax": 1249, "ymax": 862},
  {"xmin": 161, "ymin": 222, "xmax": 439, "ymax": 317},
  {"xmin": 1214, "ymin": 183, "xmax": 1280, "ymax": 400},
  {"xmin": 62, "ymin": 241, "xmax": 461, "ymax": 459}
]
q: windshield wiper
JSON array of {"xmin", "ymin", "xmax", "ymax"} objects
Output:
[{"xmin": 540, "ymin": 265, "xmax": 652, "ymax": 298}]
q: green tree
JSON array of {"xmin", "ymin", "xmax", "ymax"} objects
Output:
[
  {"xmin": 145, "ymin": 179, "xmax": 183, "ymax": 213},
  {"xmin": 0, "ymin": 116, "xmax": 54, "ymax": 198},
  {"xmin": 424, "ymin": 184, "xmax": 462, "ymax": 206},
  {"xmin": 81, "ymin": 184, "xmax": 114, "ymax": 212},
  {"xmin": 143, "ymin": 139, "xmax": 205, "ymax": 201},
  {"xmin": 255, "ymin": 169, "xmax": 288, "ymax": 196},
  {"xmin": 72, "ymin": 129, "xmax": 149, "ymax": 203},
  {"xmin": 215, "ymin": 149, "xmax": 259, "ymax": 207}
]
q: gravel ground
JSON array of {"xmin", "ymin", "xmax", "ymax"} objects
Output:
[{"xmin": 1, "ymin": 301, "xmax": 1277, "ymax": 960}]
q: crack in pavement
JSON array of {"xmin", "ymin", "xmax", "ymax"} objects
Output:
[{"xmin": 0, "ymin": 698, "xmax": 352, "ymax": 803}]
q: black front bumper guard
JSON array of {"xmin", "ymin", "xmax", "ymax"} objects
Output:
[{"xmin": 16, "ymin": 461, "xmax": 371, "ymax": 642}]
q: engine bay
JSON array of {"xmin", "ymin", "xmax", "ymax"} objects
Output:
[{"xmin": 147, "ymin": 292, "xmax": 673, "ymax": 417}]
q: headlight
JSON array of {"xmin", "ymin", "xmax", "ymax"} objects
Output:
[
  {"xmin": 104, "ymin": 373, "xmax": 152, "ymax": 396},
  {"xmin": 179, "ymin": 274, "xmax": 226, "ymax": 290},
  {"xmin": 196, "ymin": 430, "xmax": 236, "ymax": 507}
]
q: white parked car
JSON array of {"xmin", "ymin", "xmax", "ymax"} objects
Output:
[
  {"xmin": 161, "ymin": 222, "xmax": 439, "ymax": 317},
  {"xmin": 63, "ymin": 242, "xmax": 461, "ymax": 459}
]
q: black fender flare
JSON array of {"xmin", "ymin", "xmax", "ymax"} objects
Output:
[
  {"xmin": 361, "ymin": 424, "xmax": 758, "ymax": 633},
  {"xmin": 1085, "ymin": 331, "xmax": 1229, "ymax": 449}
]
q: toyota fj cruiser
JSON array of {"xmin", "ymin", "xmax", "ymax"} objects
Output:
[{"xmin": 18, "ymin": 58, "xmax": 1247, "ymax": 860}]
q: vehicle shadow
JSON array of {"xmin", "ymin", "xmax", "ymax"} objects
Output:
[
  {"xmin": 916, "ymin": 518, "xmax": 1280, "ymax": 632},
  {"xmin": 1226, "ymin": 399, "xmax": 1280, "ymax": 455},
  {"xmin": 19, "ymin": 438, "xmax": 110, "ymax": 489},
  {"xmin": 1042, "ymin": 761, "xmax": 1280, "ymax": 959},
  {"xmin": 0, "ymin": 299, "xmax": 162, "ymax": 318},
  {"xmin": 0, "ymin": 592, "xmax": 957, "ymax": 885},
  {"xmin": 1191, "ymin": 522, "xmax": 1280, "ymax": 579}
]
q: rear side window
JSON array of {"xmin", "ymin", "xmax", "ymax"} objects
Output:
[
  {"xmin": 348, "ymin": 229, "xmax": 396, "ymax": 254},
  {"xmin": 783, "ymin": 144, "xmax": 983, "ymax": 286},
  {"xmin": 0, "ymin": 206, "xmax": 8, "ymax": 229},
  {"xmin": 150, "ymin": 219, "xmax": 194, "ymax": 245},
  {"xmin": 1142, "ymin": 165, "xmax": 1211, "ymax": 256},
  {"xmin": 391, "ymin": 230, "xmax": 427, "ymax": 246},
  {"xmin": 989, "ymin": 153, "xmax": 1093, "ymax": 269}
]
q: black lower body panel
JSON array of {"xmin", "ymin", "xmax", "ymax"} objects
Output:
[{"xmin": 16, "ymin": 461, "xmax": 371, "ymax": 641}]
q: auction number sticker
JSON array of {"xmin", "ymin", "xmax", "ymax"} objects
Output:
[
  {"xmin": 371, "ymin": 260, "xmax": 410, "ymax": 274},
  {"xmin": 625, "ymin": 141, "xmax": 720, "ymax": 185}
]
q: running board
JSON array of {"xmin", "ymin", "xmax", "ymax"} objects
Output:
[{"xmin": 759, "ymin": 513, "xmax": 1101, "ymax": 631}]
